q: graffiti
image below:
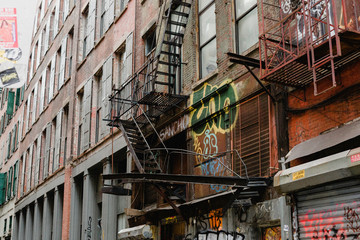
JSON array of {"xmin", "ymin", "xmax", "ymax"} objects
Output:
[
  {"xmin": 293, "ymin": 205, "xmax": 299, "ymax": 240},
  {"xmin": 159, "ymin": 114, "xmax": 189, "ymax": 142},
  {"xmin": 198, "ymin": 156, "xmax": 228, "ymax": 192},
  {"xmin": 203, "ymin": 130, "xmax": 218, "ymax": 159},
  {"xmin": 196, "ymin": 209, "xmax": 223, "ymax": 232},
  {"xmin": 299, "ymin": 203, "xmax": 360, "ymax": 240},
  {"xmin": 344, "ymin": 207, "xmax": 360, "ymax": 234},
  {"xmin": 190, "ymin": 80, "xmax": 238, "ymax": 135},
  {"xmin": 85, "ymin": 216, "xmax": 92, "ymax": 240},
  {"xmin": 197, "ymin": 231, "xmax": 245, "ymax": 240},
  {"xmin": 263, "ymin": 227, "xmax": 281, "ymax": 240}
]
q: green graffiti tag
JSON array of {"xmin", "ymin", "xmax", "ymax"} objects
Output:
[{"xmin": 190, "ymin": 80, "xmax": 238, "ymax": 135}]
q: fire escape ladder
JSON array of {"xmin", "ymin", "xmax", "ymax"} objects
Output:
[
  {"xmin": 117, "ymin": 110, "xmax": 164, "ymax": 174},
  {"xmin": 144, "ymin": 0, "xmax": 192, "ymax": 94},
  {"xmin": 305, "ymin": 0, "xmax": 341, "ymax": 95}
]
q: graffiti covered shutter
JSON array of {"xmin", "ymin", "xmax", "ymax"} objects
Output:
[{"xmin": 295, "ymin": 179, "xmax": 360, "ymax": 240}]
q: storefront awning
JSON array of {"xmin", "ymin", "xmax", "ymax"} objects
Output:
[
  {"xmin": 274, "ymin": 147, "xmax": 360, "ymax": 193},
  {"xmin": 286, "ymin": 120, "xmax": 360, "ymax": 163}
]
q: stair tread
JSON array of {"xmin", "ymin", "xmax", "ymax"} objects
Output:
[{"xmin": 165, "ymin": 30, "xmax": 184, "ymax": 37}]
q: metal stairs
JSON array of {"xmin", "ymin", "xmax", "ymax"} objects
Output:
[{"xmin": 144, "ymin": 0, "xmax": 192, "ymax": 94}]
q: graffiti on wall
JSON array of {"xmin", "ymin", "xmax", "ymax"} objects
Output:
[
  {"xmin": 197, "ymin": 231, "xmax": 245, "ymax": 240},
  {"xmin": 299, "ymin": 202, "xmax": 360, "ymax": 239},
  {"xmin": 85, "ymin": 216, "xmax": 92, "ymax": 240},
  {"xmin": 190, "ymin": 80, "xmax": 238, "ymax": 195},
  {"xmin": 263, "ymin": 227, "xmax": 281, "ymax": 240},
  {"xmin": 159, "ymin": 114, "xmax": 189, "ymax": 142},
  {"xmin": 195, "ymin": 209, "xmax": 223, "ymax": 232}
]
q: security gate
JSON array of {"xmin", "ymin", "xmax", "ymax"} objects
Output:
[{"xmin": 295, "ymin": 179, "xmax": 360, "ymax": 239}]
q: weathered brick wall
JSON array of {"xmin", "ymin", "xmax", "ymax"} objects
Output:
[{"xmin": 287, "ymin": 60, "xmax": 360, "ymax": 149}]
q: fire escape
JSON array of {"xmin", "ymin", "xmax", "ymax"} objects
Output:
[
  {"xmin": 103, "ymin": 0, "xmax": 271, "ymax": 224},
  {"xmin": 259, "ymin": 0, "xmax": 360, "ymax": 95}
]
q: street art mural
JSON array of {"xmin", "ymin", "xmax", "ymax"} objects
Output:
[
  {"xmin": 297, "ymin": 202, "xmax": 360, "ymax": 239},
  {"xmin": 190, "ymin": 79, "xmax": 238, "ymax": 197}
]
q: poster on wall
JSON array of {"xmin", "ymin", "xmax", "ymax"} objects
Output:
[{"xmin": 0, "ymin": 1, "xmax": 36, "ymax": 88}]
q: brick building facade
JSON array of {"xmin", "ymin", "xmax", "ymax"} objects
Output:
[{"xmin": 0, "ymin": 0, "xmax": 359, "ymax": 239}]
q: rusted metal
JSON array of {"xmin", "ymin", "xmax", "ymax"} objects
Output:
[{"xmin": 259, "ymin": 0, "xmax": 360, "ymax": 94}]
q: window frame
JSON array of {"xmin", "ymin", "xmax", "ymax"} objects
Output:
[
  {"xmin": 198, "ymin": 0, "xmax": 217, "ymax": 79},
  {"xmin": 235, "ymin": 0, "xmax": 259, "ymax": 54}
]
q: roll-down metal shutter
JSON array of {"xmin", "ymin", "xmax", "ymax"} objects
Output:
[{"xmin": 295, "ymin": 179, "xmax": 360, "ymax": 240}]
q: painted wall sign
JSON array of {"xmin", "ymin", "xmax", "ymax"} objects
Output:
[
  {"xmin": 292, "ymin": 170, "xmax": 305, "ymax": 181},
  {"xmin": 0, "ymin": 8, "xmax": 18, "ymax": 49},
  {"xmin": 0, "ymin": 1, "xmax": 36, "ymax": 88},
  {"xmin": 190, "ymin": 80, "xmax": 238, "ymax": 197},
  {"xmin": 351, "ymin": 154, "xmax": 360, "ymax": 163},
  {"xmin": 159, "ymin": 114, "xmax": 189, "ymax": 142}
]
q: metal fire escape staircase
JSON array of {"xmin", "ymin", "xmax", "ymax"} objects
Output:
[
  {"xmin": 259, "ymin": 0, "xmax": 360, "ymax": 95},
  {"xmin": 104, "ymin": 0, "xmax": 271, "ymax": 222},
  {"xmin": 109, "ymin": 0, "xmax": 192, "ymax": 175}
]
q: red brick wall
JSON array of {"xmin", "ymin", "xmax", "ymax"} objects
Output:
[{"xmin": 287, "ymin": 60, "xmax": 360, "ymax": 149}]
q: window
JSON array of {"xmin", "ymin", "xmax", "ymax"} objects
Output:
[
  {"xmin": 82, "ymin": 6, "xmax": 89, "ymax": 58},
  {"xmin": 115, "ymin": 48, "xmax": 125, "ymax": 88},
  {"xmin": 77, "ymin": 91, "xmax": 84, "ymax": 156},
  {"xmin": 145, "ymin": 30, "xmax": 156, "ymax": 56},
  {"xmin": 63, "ymin": 106, "xmax": 69, "ymax": 161},
  {"xmin": 67, "ymin": 29, "xmax": 74, "ymax": 79},
  {"xmin": 115, "ymin": 0, "xmax": 128, "ymax": 18},
  {"xmin": 235, "ymin": 0, "xmax": 259, "ymax": 53},
  {"xmin": 3, "ymin": 218, "xmax": 6, "ymax": 234},
  {"xmin": 94, "ymin": 70, "xmax": 102, "ymax": 143},
  {"xmin": 199, "ymin": 0, "xmax": 217, "ymax": 78},
  {"xmin": 100, "ymin": 0, "xmax": 106, "ymax": 37}
]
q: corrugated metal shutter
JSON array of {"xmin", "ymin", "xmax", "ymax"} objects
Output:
[
  {"xmin": 235, "ymin": 93, "xmax": 270, "ymax": 177},
  {"xmin": 296, "ymin": 179, "xmax": 360, "ymax": 240}
]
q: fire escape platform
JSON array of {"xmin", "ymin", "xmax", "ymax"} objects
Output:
[
  {"xmin": 102, "ymin": 173, "xmax": 272, "ymax": 225},
  {"xmin": 263, "ymin": 31, "xmax": 360, "ymax": 88}
]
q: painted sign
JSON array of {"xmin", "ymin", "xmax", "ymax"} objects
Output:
[
  {"xmin": 292, "ymin": 170, "xmax": 305, "ymax": 181},
  {"xmin": 190, "ymin": 80, "xmax": 238, "ymax": 197},
  {"xmin": 0, "ymin": 8, "xmax": 18, "ymax": 49},
  {"xmin": 351, "ymin": 154, "xmax": 360, "ymax": 163},
  {"xmin": 159, "ymin": 114, "xmax": 189, "ymax": 142},
  {"xmin": 0, "ymin": 1, "xmax": 36, "ymax": 88}
]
